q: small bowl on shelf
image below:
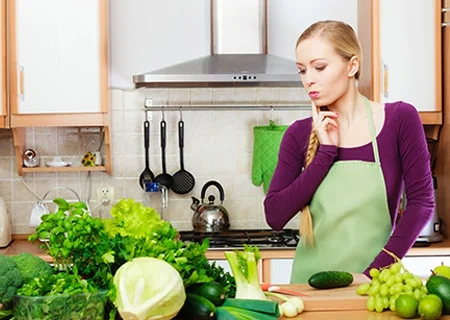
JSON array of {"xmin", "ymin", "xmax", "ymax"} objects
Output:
[{"xmin": 45, "ymin": 156, "xmax": 72, "ymax": 167}]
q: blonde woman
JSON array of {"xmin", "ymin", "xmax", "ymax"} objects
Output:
[{"xmin": 264, "ymin": 20, "xmax": 434, "ymax": 284}]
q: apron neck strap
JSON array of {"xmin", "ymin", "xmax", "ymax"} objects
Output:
[{"xmin": 364, "ymin": 97, "xmax": 380, "ymax": 164}]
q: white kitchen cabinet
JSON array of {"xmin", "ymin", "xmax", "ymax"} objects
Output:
[
  {"xmin": 267, "ymin": 0, "xmax": 358, "ymax": 60},
  {"xmin": 359, "ymin": 0, "xmax": 442, "ymax": 124},
  {"xmin": 269, "ymin": 258, "xmax": 293, "ymax": 284},
  {"xmin": 379, "ymin": 0, "xmax": 438, "ymax": 112},
  {"xmin": 8, "ymin": 0, "xmax": 108, "ymax": 124},
  {"xmin": 109, "ymin": 0, "xmax": 210, "ymax": 89},
  {"xmin": 0, "ymin": 1, "xmax": 6, "ymax": 128},
  {"xmin": 402, "ymin": 256, "xmax": 450, "ymax": 278}
]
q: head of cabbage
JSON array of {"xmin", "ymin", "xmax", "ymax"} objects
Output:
[{"xmin": 114, "ymin": 257, "xmax": 186, "ymax": 320}]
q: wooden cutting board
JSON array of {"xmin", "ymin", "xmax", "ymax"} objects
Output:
[{"xmin": 278, "ymin": 273, "xmax": 370, "ymax": 312}]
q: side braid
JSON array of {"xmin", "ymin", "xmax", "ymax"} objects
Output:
[{"xmin": 300, "ymin": 130, "xmax": 320, "ymax": 247}]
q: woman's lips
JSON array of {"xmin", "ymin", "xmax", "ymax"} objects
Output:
[{"xmin": 309, "ymin": 91, "xmax": 319, "ymax": 99}]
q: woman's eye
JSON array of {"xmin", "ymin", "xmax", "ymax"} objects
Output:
[
  {"xmin": 298, "ymin": 69, "xmax": 306, "ymax": 75},
  {"xmin": 315, "ymin": 66, "xmax": 326, "ymax": 71}
]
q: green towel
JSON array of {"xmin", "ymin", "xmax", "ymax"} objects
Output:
[{"xmin": 252, "ymin": 120, "xmax": 288, "ymax": 194}]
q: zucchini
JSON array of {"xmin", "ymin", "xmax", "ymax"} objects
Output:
[
  {"xmin": 178, "ymin": 293, "xmax": 216, "ymax": 320},
  {"xmin": 187, "ymin": 281, "xmax": 226, "ymax": 306},
  {"xmin": 308, "ymin": 271, "xmax": 354, "ymax": 289},
  {"xmin": 426, "ymin": 275, "xmax": 450, "ymax": 314},
  {"xmin": 222, "ymin": 298, "xmax": 280, "ymax": 316},
  {"xmin": 217, "ymin": 306, "xmax": 279, "ymax": 320}
]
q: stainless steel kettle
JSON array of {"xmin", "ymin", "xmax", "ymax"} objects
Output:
[{"xmin": 190, "ymin": 180, "xmax": 230, "ymax": 232}]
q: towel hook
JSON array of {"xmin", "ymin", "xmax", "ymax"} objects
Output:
[{"xmin": 270, "ymin": 106, "xmax": 274, "ymax": 122}]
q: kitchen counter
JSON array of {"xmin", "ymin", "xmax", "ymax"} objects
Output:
[{"xmin": 3, "ymin": 238, "xmax": 450, "ymax": 261}]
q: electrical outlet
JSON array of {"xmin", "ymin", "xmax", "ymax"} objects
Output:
[{"xmin": 97, "ymin": 186, "xmax": 114, "ymax": 204}]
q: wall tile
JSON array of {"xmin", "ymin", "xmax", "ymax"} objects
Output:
[
  {"xmin": 0, "ymin": 158, "xmax": 12, "ymax": 179},
  {"xmin": 145, "ymin": 88, "xmax": 169, "ymax": 106},
  {"xmin": 124, "ymin": 89, "xmax": 147, "ymax": 111},
  {"xmin": 190, "ymin": 88, "xmax": 212, "ymax": 105},
  {"xmin": 212, "ymin": 88, "xmax": 235, "ymax": 104},
  {"xmin": 0, "ymin": 131, "xmax": 13, "ymax": 156},
  {"xmin": 168, "ymin": 89, "xmax": 190, "ymax": 105},
  {"xmin": 0, "ymin": 181, "xmax": 12, "ymax": 201},
  {"xmin": 110, "ymin": 89, "xmax": 124, "ymax": 111}
]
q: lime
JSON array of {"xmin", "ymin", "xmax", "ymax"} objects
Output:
[
  {"xmin": 418, "ymin": 294, "xmax": 443, "ymax": 320},
  {"xmin": 395, "ymin": 294, "xmax": 419, "ymax": 319},
  {"xmin": 433, "ymin": 264, "xmax": 450, "ymax": 279}
]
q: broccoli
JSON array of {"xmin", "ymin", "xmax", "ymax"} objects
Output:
[
  {"xmin": 11, "ymin": 252, "xmax": 53, "ymax": 284},
  {"xmin": 0, "ymin": 254, "xmax": 23, "ymax": 308}
]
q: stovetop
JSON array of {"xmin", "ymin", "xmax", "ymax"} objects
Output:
[{"xmin": 178, "ymin": 228, "xmax": 300, "ymax": 250}]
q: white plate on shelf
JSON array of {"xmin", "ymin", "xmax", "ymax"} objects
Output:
[{"xmin": 45, "ymin": 161, "xmax": 72, "ymax": 167}]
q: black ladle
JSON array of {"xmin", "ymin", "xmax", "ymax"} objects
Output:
[
  {"xmin": 172, "ymin": 118, "xmax": 195, "ymax": 194},
  {"xmin": 154, "ymin": 119, "xmax": 174, "ymax": 189},
  {"xmin": 139, "ymin": 120, "xmax": 154, "ymax": 190}
]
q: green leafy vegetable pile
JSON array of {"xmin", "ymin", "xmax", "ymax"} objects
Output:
[{"xmin": 24, "ymin": 197, "xmax": 235, "ymax": 319}]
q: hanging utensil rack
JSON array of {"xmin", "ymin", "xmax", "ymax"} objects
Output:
[{"xmin": 143, "ymin": 99, "xmax": 311, "ymax": 112}]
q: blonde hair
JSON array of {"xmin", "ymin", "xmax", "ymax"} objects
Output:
[
  {"xmin": 296, "ymin": 20, "xmax": 362, "ymax": 79},
  {"xmin": 297, "ymin": 21, "xmax": 362, "ymax": 247}
]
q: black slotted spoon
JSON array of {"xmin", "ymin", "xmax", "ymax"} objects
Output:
[
  {"xmin": 154, "ymin": 118, "xmax": 174, "ymax": 189},
  {"xmin": 172, "ymin": 116, "xmax": 195, "ymax": 194},
  {"xmin": 139, "ymin": 120, "xmax": 154, "ymax": 190}
]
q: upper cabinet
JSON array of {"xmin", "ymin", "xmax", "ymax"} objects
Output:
[
  {"xmin": 358, "ymin": 0, "xmax": 442, "ymax": 125},
  {"xmin": 109, "ymin": 0, "xmax": 210, "ymax": 89},
  {"xmin": 0, "ymin": 1, "xmax": 6, "ymax": 128},
  {"xmin": 6, "ymin": 0, "xmax": 111, "ymax": 176},
  {"xmin": 267, "ymin": 0, "xmax": 358, "ymax": 60},
  {"xmin": 7, "ymin": 0, "xmax": 109, "ymax": 127}
]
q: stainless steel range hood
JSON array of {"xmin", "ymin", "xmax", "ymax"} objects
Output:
[{"xmin": 133, "ymin": 0, "xmax": 301, "ymax": 88}]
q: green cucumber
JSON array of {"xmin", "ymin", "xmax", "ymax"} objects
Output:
[
  {"xmin": 178, "ymin": 293, "xmax": 216, "ymax": 320},
  {"xmin": 308, "ymin": 271, "xmax": 354, "ymax": 289},
  {"xmin": 426, "ymin": 275, "xmax": 450, "ymax": 314},
  {"xmin": 222, "ymin": 298, "xmax": 280, "ymax": 316},
  {"xmin": 187, "ymin": 281, "xmax": 226, "ymax": 306}
]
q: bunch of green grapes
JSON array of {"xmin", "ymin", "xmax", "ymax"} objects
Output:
[{"xmin": 356, "ymin": 262, "xmax": 427, "ymax": 313}]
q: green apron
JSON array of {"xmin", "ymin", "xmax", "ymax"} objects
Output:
[{"xmin": 290, "ymin": 99, "xmax": 392, "ymax": 284}]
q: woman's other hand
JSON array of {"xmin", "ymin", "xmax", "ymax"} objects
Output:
[{"xmin": 311, "ymin": 100, "xmax": 339, "ymax": 146}]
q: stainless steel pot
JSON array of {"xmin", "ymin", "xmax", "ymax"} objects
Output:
[{"xmin": 190, "ymin": 180, "xmax": 230, "ymax": 232}]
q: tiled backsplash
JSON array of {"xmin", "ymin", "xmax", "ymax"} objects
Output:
[{"xmin": 0, "ymin": 87, "xmax": 311, "ymax": 234}]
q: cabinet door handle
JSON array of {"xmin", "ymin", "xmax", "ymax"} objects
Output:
[
  {"xmin": 19, "ymin": 65, "xmax": 25, "ymax": 101},
  {"xmin": 383, "ymin": 63, "xmax": 389, "ymax": 99},
  {"xmin": 444, "ymin": 7, "xmax": 450, "ymax": 26}
]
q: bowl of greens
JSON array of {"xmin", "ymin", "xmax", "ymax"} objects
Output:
[{"xmin": 13, "ymin": 290, "xmax": 107, "ymax": 320}]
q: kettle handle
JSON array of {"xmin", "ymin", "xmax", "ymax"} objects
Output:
[{"xmin": 201, "ymin": 180, "xmax": 225, "ymax": 203}]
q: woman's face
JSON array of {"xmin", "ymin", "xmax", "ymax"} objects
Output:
[{"xmin": 295, "ymin": 37, "xmax": 353, "ymax": 107}]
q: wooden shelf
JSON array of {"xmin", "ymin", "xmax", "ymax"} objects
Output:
[
  {"xmin": 21, "ymin": 165, "xmax": 108, "ymax": 174},
  {"xmin": 12, "ymin": 126, "xmax": 112, "ymax": 176}
]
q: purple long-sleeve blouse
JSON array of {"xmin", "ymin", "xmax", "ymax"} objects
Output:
[{"xmin": 264, "ymin": 101, "xmax": 435, "ymax": 274}]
